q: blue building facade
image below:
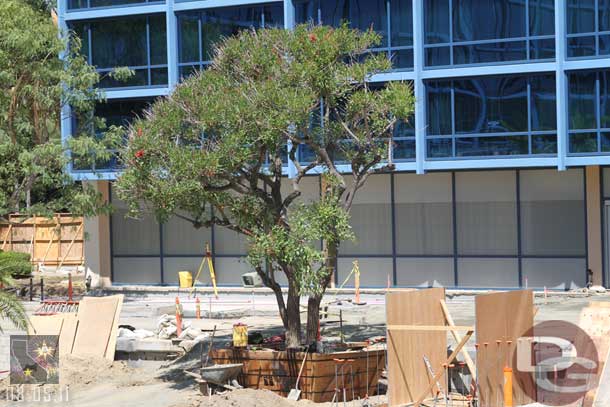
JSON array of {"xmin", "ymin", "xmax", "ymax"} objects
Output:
[{"xmin": 60, "ymin": 0, "xmax": 610, "ymax": 289}]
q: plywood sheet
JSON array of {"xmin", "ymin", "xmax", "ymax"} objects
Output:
[
  {"xmin": 578, "ymin": 303, "xmax": 610, "ymax": 407},
  {"xmin": 104, "ymin": 295, "xmax": 123, "ymax": 361},
  {"xmin": 59, "ymin": 313, "xmax": 78, "ymax": 356},
  {"xmin": 386, "ymin": 288, "xmax": 446, "ymax": 406},
  {"xmin": 476, "ymin": 290, "xmax": 535, "ymax": 406},
  {"xmin": 28, "ymin": 315, "xmax": 64, "ymax": 336},
  {"xmin": 72, "ymin": 296, "xmax": 122, "ymax": 359}
]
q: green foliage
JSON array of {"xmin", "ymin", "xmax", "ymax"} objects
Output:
[
  {"xmin": 0, "ymin": 252, "xmax": 28, "ymax": 332},
  {"xmin": 0, "ymin": 0, "xmax": 120, "ymax": 219},
  {"xmin": 0, "ymin": 250, "xmax": 32, "ymax": 279}
]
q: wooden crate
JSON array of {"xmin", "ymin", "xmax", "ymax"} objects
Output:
[{"xmin": 211, "ymin": 348, "xmax": 385, "ymax": 402}]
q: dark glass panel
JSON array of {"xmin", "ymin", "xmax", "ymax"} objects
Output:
[
  {"xmin": 149, "ymin": 15, "xmax": 168, "ymax": 65},
  {"xmin": 179, "ymin": 14, "xmax": 199, "ymax": 63},
  {"xmin": 599, "ymin": 35, "xmax": 610, "ymax": 56},
  {"xmin": 530, "ymin": 74, "xmax": 557, "ymax": 131},
  {"xmin": 99, "ymin": 68, "xmax": 148, "ymax": 88},
  {"xmin": 529, "ymin": 38, "xmax": 556, "ymax": 60},
  {"xmin": 600, "ymin": 0, "xmax": 610, "ymax": 31},
  {"xmin": 426, "ymin": 80, "xmax": 452, "ymax": 135},
  {"xmin": 568, "ymin": 36, "xmax": 596, "ymax": 57},
  {"xmin": 532, "ymin": 134, "xmax": 557, "ymax": 154},
  {"xmin": 569, "ymin": 132, "xmax": 598, "ymax": 153},
  {"xmin": 179, "ymin": 64, "xmax": 200, "ymax": 80},
  {"xmin": 151, "ymin": 68, "xmax": 168, "ymax": 85},
  {"xmin": 453, "ymin": 41, "xmax": 527, "ymax": 65},
  {"xmin": 601, "ymin": 72, "xmax": 610, "ymax": 128},
  {"xmin": 91, "ymin": 17, "xmax": 148, "ymax": 68},
  {"xmin": 529, "ymin": 0, "xmax": 555, "ymax": 36},
  {"xmin": 394, "ymin": 118, "xmax": 415, "ymax": 137},
  {"xmin": 455, "ymin": 136, "xmax": 529, "ymax": 156},
  {"xmin": 263, "ymin": 3, "xmax": 285, "ymax": 28},
  {"xmin": 201, "ymin": 6, "xmax": 261, "ymax": 61},
  {"xmin": 320, "ymin": 0, "xmax": 388, "ymax": 46},
  {"xmin": 424, "ymin": 0, "xmax": 450, "ymax": 44},
  {"xmin": 390, "ymin": 0, "xmax": 413, "ymax": 46},
  {"xmin": 569, "ymin": 72, "xmax": 597, "ymax": 130},
  {"xmin": 95, "ymin": 99, "xmax": 150, "ymax": 128},
  {"xmin": 601, "ymin": 132, "xmax": 610, "ymax": 151},
  {"xmin": 70, "ymin": 23, "xmax": 89, "ymax": 58},
  {"xmin": 425, "ymin": 46, "xmax": 451, "ymax": 66},
  {"xmin": 295, "ymin": 0, "xmax": 319, "ymax": 24},
  {"xmin": 567, "ymin": 0, "xmax": 596, "ymax": 34},
  {"xmin": 298, "ymin": 144, "xmax": 316, "ymax": 163},
  {"xmin": 454, "ymin": 76, "xmax": 528, "ymax": 134},
  {"xmin": 393, "ymin": 139, "xmax": 416, "ymax": 159},
  {"xmin": 427, "ymin": 138, "xmax": 452, "ymax": 157},
  {"xmin": 91, "ymin": 0, "xmax": 147, "ymax": 6},
  {"xmin": 453, "ymin": 0, "xmax": 526, "ymax": 42},
  {"xmin": 390, "ymin": 48, "xmax": 413, "ymax": 69}
]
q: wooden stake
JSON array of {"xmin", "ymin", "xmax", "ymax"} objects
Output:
[
  {"xmin": 440, "ymin": 299, "xmax": 477, "ymax": 382},
  {"xmin": 57, "ymin": 223, "xmax": 83, "ymax": 272},
  {"xmin": 1, "ymin": 224, "xmax": 12, "ymax": 251},
  {"xmin": 413, "ymin": 331, "xmax": 474, "ymax": 407}
]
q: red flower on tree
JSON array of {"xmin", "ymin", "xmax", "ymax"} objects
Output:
[
  {"xmin": 135, "ymin": 149, "xmax": 145, "ymax": 159},
  {"xmin": 309, "ymin": 33, "xmax": 317, "ymax": 42}
]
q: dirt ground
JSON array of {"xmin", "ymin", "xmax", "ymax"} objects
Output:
[{"xmin": 0, "ymin": 290, "xmax": 608, "ymax": 407}]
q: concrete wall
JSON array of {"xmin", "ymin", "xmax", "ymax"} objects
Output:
[
  {"xmin": 586, "ymin": 166, "xmax": 603, "ymax": 286},
  {"xmin": 83, "ymin": 180, "xmax": 112, "ymax": 288}
]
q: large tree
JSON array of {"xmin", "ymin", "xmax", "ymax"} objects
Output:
[{"xmin": 117, "ymin": 25, "xmax": 414, "ymax": 347}]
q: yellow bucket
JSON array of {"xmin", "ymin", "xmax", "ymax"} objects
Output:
[
  {"xmin": 233, "ymin": 323, "xmax": 248, "ymax": 347},
  {"xmin": 178, "ymin": 271, "xmax": 193, "ymax": 288}
]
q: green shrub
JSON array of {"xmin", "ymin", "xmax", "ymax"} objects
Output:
[{"xmin": 0, "ymin": 250, "xmax": 32, "ymax": 279}]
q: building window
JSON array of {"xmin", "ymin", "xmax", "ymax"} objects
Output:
[
  {"xmin": 295, "ymin": 0, "xmax": 414, "ymax": 70},
  {"xmin": 424, "ymin": 0, "xmax": 555, "ymax": 67},
  {"xmin": 567, "ymin": 0, "xmax": 610, "ymax": 58},
  {"xmin": 72, "ymin": 99, "xmax": 152, "ymax": 172},
  {"xmin": 426, "ymin": 73, "xmax": 557, "ymax": 158},
  {"xmin": 71, "ymin": 15, "xmax": 168, "ymax": 88},
  {"xmin": 177, "ymin": 3, "xmax": 284, "ymax": 78},
  {"xmin": 67, "ymin": 0, "xmax": 163, "ymax": 10},
  {"xmin": 568, "ymin": 70, "xmax": 610, "ymax": 154}
]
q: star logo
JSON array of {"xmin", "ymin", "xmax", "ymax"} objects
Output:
[
  {"xmin": 23, "ymin": 368, "xmax": 33, "ymax": 378},
  {"xmin": 35, "ymin": 341, "xmax": 55, "ymax": 361}
]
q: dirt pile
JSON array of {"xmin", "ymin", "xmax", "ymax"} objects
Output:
[{"xmin": 59, "ymin": 355, "xmax": 148, "ymax": 389}]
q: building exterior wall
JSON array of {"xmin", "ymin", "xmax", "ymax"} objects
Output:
[{"xmin": 58, "ymin": 0, "xmax": 610, "ymax": 287}]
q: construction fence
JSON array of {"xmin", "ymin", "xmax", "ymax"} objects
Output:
[{"xmin": 0, "ymin": 214, "xmax": 84, "ymax": 268}]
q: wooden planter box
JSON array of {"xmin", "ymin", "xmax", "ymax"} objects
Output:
[{"xmin": 211, "ymin": 348, "xmax": 385, "ymax": 402}]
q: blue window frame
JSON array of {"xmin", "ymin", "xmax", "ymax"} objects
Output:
[
  {"xmin": 72, "ymin": 99, "xmax": 153, "ymax": 172},
  {"xmin": 71, "ymin": 15, "xmax": 168, "ymax": 89},
  {"xmin": 568, "ymin": 70, "xmax": 610, "ymax": 154},
  {"xmin": 424, "ymin": 0, "xmax": 555, "ymax": 68},
  {"xmin": 567, "ymin": 0, "xmax": 610, "ymax": 58},
  {"xmin": 177, "ymin": 3, "xmax": 284, "ymax": 78},
  {"xmin": 295, "ymin": 0, "xmax": 414, "ymax": 70},
  {"xmin": 67, "ymin": 0, "xmax": 163, "ymax": 10},
  {"xmin": 426, "ymin": 73, "xmax": 557, "ymax": 158}
]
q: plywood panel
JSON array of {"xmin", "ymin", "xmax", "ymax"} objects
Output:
[
  {"xmin": 476, "ymin": 290, "xmax": 535, "ymax": 406},
  {"xmin": 578, "ymin": 303, "xmax": 610, "ymax": 407},
  {"xmin": 59, "ymin": 313, "xmax": 78, "ymax": 357},
  {"xmin": 28, "ymin": 315, "xmax": 64, "ymax": 336},
  {"xmin": 72, "ymin": 296, "xmax": 122, "ymax": 358},
  {"xmin": 104, "ymin": 295, "xmax": 123, "ymax": 361},
  {"xmin": 386, "ymin": 288, "xmax": 446, "ymax": 406}
]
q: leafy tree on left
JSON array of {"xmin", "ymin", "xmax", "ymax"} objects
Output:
[
  {"xmin": 0, "ymin": 0, "xmax": 126, "ymax": 329},
  {"xmin": 0, "ymin": 0, "xmax": 127, "ymax": 219}
]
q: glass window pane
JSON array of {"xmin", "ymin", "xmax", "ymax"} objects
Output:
[
  {"xmin": 530, "ymin": 74, "xmax": 557, "ymax": 131},
  {"xmin": 390, "ymin": 48, "xmax": 413, "ymax": 69},
  {"xmin": 390, "ymin": 0, "xmax": 412, "ymax": 47},
  {"xmin": 151, "ymin": 68, "xmax": 168, "ymax": 85},
  {"xmin": 454, "ymin": 76, "xmax": 528, "ymax": 134},
  {"xmin": 393, "ymin": 139, "xmax": 415, "ymax": 160},
  {"xmin": 532, "ymin": 134, "xmax": 557, "ymax": 154},
  {"xmin": 91, "ymin": 17, "xmax": 148, "ymax": 67},
  {"xmin": 149, "ymin": 15, "xmax": 167, "ymax": 66},
  {"xmin": 320, "ymin": 0, "xmax": 388, "ymax": 47},
  {"xmin": 568, "ymin": 36, "xmax": 596, "ymax": 58},
  {"xmin": 529, "ymin": 0, "xmax": 555, "ymax": 36},
  {"xmin": 529, "ymin": 38, "xmax": 556, "ymax": 60},
  {"xmin": 455, "ymin": 171, "xmax": 518, "ymax": 256},
  {"xmin": 453, "ymin": 0, "xmax": 526, "ymax": 42},
  {"xmin": 295, "ymin": 0, "xmax": 319, "ymax": 24},
  {"xmin": 600, "ymin": 35, "xmax": 610, "ymax": 56},
  {"xmin": 456, "ymin": 136, "xmax": 529, "ymax": 156},
  {"xmin": 601, "ymin": 132, "xmax": 610, "ymax": 151},
  {"xmin": 425, "ymin": 46, "xmax": 451, "ymax": 66},
  {"xmin": 263, "ymin": 3, "xmax": 285, "ymax": 28},
  {"xmin": 202, "ymin": 6, "xmax": 262, "ymax": 61},
  {"xmin": 567, "ymin": 0, "xmax": 596, "ymax": 34},
  {"xmin": 601, "ymin": 71, "xmax": 610, "ymax": 129},
  {"xmin": 600, "ymin": 0, "xmax": 610, "ymax": 31},
  {"xmin": 520, "ymin": 169, "xmax": 586, "ymax": 256},
  {"xmin": 453, "ymin": 41, "xmax": 527, "ymax": 65},
  {"xmin": 424, "ymin": 0, "xmax": 450, "ymax": 44},
  {"xmin": 179, "ymin": 14, "xmax": 199, "ymax": 63},
  {"xmin": 427, "ymin": 138, "xmax": 452, "ymax": 157},
  {"xmin": 569, "ymin": 132, "xmax": 599, "ymax": 153},
  {"xmin": 569, "ymin": 71, "xmax": 597, "ymax": 130},
  {"xmin": 99, "ymin": 68, "xmax": 148, "ymax": 88},
  {"xmin": 426, "ymin": 80, "xmax": 452, "ymax": 135}
]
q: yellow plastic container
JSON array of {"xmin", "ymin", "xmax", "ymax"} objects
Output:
[
  {"xmin": 233, "ymin": 323, "xmax": 248, "ymax": 347},
  {"xmin": 178, "ymin": 271, "xmax": 193, "ymax": 288}
]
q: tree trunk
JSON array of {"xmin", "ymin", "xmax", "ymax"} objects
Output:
[
  {"xmin": 285, "ymin": 277, "xmax": 302, "ymax": 348},
  {"xmin": 306, "ymin": 239, "xmax": 337, "ymax": 343}
]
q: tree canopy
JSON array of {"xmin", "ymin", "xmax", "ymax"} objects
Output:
[{"xmin": 117, "ymin": 24, "xmax": 414, "ymax": 346}]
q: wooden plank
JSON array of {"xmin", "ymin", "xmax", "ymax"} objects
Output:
[
  {"xmin": 440, "ymin": 299, "xmax": 477, "ymax": 382},
  {"xmin": 387, "ymin": 325, "xmax": 473, "ymax": 331},
  {"xmin": 386, "ymin": 288, "xmax": 446, "ymax": 407},
  {"xmin": 475, "ymin": 290, "xmax": 535, "ymax": 406},
  {"xmin": 72, "ymin": 296, "xmax": 122, "ymax": 358},
  {"xmin": 578, "ymin": 304, "xmax": 610, "ymax": 407}
]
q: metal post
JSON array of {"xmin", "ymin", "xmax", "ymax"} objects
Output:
[
  {"xmin": 412, "ymin": 0, "xmax": 426, "ymax": 174},
  {"xmin": 29, "ymin": 277, "xmax": 33, "ymax": 302},
  {"xmin": 40, "ymin": 277, "xmax": 44, "ymax": 303}
]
